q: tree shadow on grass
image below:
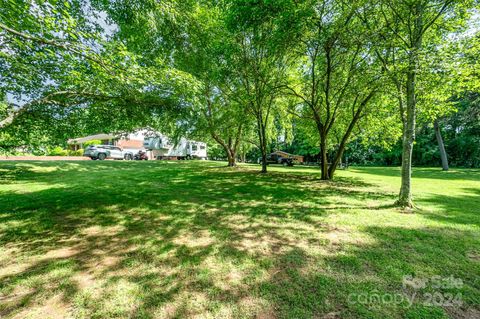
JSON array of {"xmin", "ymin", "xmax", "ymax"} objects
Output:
[
  {"xmin": 1, "ymin": 213, "xmax": 478, "ymax": 318},
  {"xmin": 0, "ymin": 161, "xmax": 389, "ymax": 251},
  {"xmin": 257, "ymin": 225, "xmax": 480, "ymax": 319},
  {"xmin": 349, "ymin": 166, "xmax": 480, "ymax": 182},
  {"xmin": 4, "ymin": 161, "xmax": 469, "ymax": 318},
  {"xmin": 416, "ymin": 187, "xmax": 480, "ymax": 227}
]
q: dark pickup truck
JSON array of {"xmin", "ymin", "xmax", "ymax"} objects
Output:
[{"xmin": 258, "ymin": 153, "xmax": 294, "ymax": 166}]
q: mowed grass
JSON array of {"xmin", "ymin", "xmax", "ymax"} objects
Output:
[{"xmin": 0, "ymin": 161, "xmax": 478, "ymax": 319}]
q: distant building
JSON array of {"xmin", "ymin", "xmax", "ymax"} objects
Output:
[{"xmin": 67, "ymin": 132, "xmax": 144, "ymax": 153}]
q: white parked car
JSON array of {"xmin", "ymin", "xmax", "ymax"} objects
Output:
[{"xmin": 83, "ymin": 145, "xmax": 134, "ymax": 160}]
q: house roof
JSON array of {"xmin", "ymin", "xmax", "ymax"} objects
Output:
[{"xmin": 67, "ymin": 133, "xmax": 116, "ymax": 144}]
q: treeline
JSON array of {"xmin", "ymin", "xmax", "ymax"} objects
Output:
[{"xmin": 287, "ymin": 92, "xmax": 480, "ymax": 168}]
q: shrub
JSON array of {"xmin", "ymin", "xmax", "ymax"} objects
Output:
[
  {"xmin": 32, "ymin": 148, "xmax": 48, "ymax": 156},
  {"xmin": 65, "ymin": 149, "xmax": 83, "ymax": 156},
  {"xmin": 48, "ymin": 146, "xmax": 68, "ymax": 156}
]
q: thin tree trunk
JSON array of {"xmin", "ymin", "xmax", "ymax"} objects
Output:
[
  {"xmin": 397, "ymin": 3, "xmax": 423, "ymax": 209},
  {"xmin": 328, "ymin": 124, "xmax": 354, "ymax": 179},
  {"xmin": 398, "ymin": 43, "xmax": 419, "ymax": 208},
  {"xmin": 257, "ymin": 117, "xmax": 268, "ymax": 173},
  {"xmin": 434, "ymin": 119, "xmax": 449, "ymax": 171},
  {"xmin": 397, "ymin": 71, "xmax": 416, "ymax": 208},
  {"xmin": 261, "ymin": 153, "xmax": 267, "ymax": 172},
  {"xmin": 398, "ymin": 123, "xmax": 414, "ymax": 207},
  {"xmin": 328, "ymin": 91, "xmax": 376, "ymax": 179},
  {"xmin": 320, "ymin": 133, "xmax": 329, "ymax": 180}
]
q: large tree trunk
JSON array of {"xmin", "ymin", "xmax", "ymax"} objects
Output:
[
  {"xmin": 320, "ymin": 133, "xmax": 329, "ymax": 180},
  {"xmin": 226, "ymin": 147, "xmax": 237, "ymax": 167},
  {"xmin": 208, "ymin": 122, "xmax": 242, "ymax": 168},
  {"xmin": 210, "ymin": 135, "xmax": 238, "ymax": 167},
  {"xmin": 434, "ymin": 119, "xmax": 449, "ymax": 171},
  {"xmin": 227, "ymin": 152, "xmax": 236, "ymax": 167},
  {"xmin": 226, "ymin": 137, "xmax": 237, "ymax": 167}
]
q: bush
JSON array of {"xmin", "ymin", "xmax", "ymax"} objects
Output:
[
  {"xmin": 31, "ymin": 148, "xmax": 48, "ymax": 156},
  {"xmin": 48, "ymin": 146, "xmax": 68, "ymax": 156},
  {"xmin": 65, "ymin": 149, "xmax": 83, "ymax": 156},
  {"xmin": 74, "ymin": 149, "xmax": 84, "ymax": 156}
]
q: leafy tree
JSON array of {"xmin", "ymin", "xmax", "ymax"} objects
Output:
[
  {"xmin": 362, "ymin": 0, "xmax": 477, "ymax": 207},
  {"xmin": 174, "ymin": 2, "xmax": 250, "ymax": 166},
  {"xmin": 286, "ymin": 0, "xmax": 380, "ymax": 179},
  {"xmin": 223, "ymin": 0, "xmax": 301, "ymax": 173},
  {"xmin": 91, "ymin": 0, "xmax": 254, "ymax": 166},
  {"xmin": 0, "ymin": 0, "xmax": 196, "ymax": 150}
]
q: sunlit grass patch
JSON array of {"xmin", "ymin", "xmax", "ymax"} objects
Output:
[{"xmin": 0, "ymin": 161, "xmax": 478, "ymax": 318}]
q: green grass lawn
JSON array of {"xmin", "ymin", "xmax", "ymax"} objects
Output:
[{"xmin": 0, "ymin": 161, "xmax": 478, "ymax": 319}]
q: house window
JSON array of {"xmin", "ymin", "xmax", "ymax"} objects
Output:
[
  {"xmin": 200, "ymin": 145, "xmax": 206, "ymax": 150},
  {"xmin": 192, "ymin": 144, "xmax": 198, "ymax": 151}
]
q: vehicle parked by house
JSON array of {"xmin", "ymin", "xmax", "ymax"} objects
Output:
[
  {"xmin": 83, "ymin": 145, "xmax": 134, "ymax": 160},
  {"xmin": 69, "ymin": 129, "xmax": 207, "ymax": 161},
  {"xmin": 271, "ymin": 151, "xmax": 304, "ymax": 164},
  {"xmin": 258, "ymin": 153, "xmax": 294, "ymax": 166},
  {"xmin": 134, "ymin": 150, "xmax": 148, "ymax": 160},
  {"xmin": 143, "ymin": 135, "xmax": 207, "ymax": 160}
]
